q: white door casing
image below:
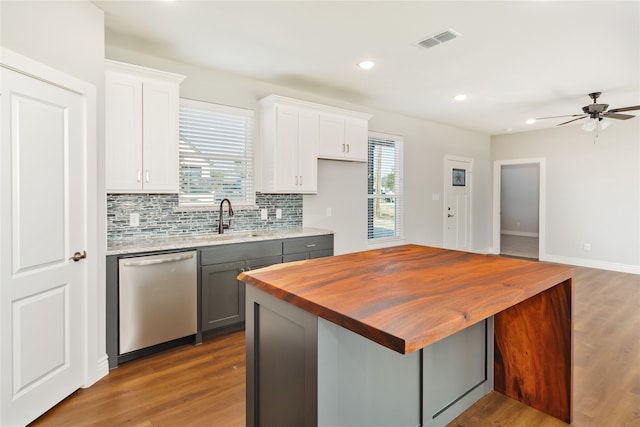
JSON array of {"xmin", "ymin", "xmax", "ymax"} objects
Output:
[
  {"xmin": 492, "ymin": 158, "xmax": 546, "ymax": 258},
  {"xmin": 444, "ymin": 156, "xmax": 473, "ymax": 251},
  {"xmin": 1, "ymin": 52, "xmax": 91, "ymax": 426}
]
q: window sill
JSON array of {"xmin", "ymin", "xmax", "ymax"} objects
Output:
[{"xmin": 367, "ymin": 236, "xmax": 406, "ymax": 250}]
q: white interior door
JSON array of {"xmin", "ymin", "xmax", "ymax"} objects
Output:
[
  {"xmin": 444, "ymin": 157, "xmax": 473, "ymax": 251},
  {"xmin": 1, "ymin": 65, "xmax": 86, "ymax": 425}
]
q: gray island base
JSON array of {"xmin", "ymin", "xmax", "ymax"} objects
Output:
[
  {"xmin": 240, "ymin": 245, "xmax": 573, "ymax": 427},
  {"xmin": 246, "ymin": 286, "xmax": 493, "ymax": 427}
]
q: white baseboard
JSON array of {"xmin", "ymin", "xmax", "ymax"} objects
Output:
[
  {"xmin": 541, "ymin": 254, "xmax": 640, "ymax": 275},
  {"xmin": 84, "ymin": 354, "xmax": 110, "ymax": 388},
  {"xmin": 501, "ymin": 230, "xmax": 539, "ymax": 238}
]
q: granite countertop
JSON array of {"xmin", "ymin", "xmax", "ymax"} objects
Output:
[{"xmin": 106, "ymin": 227, "xmax": 334, "ymax": 256}]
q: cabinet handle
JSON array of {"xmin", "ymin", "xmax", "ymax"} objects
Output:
[
  {"xmin": 299, "ymin": 175, "xmax": 303, "ymax": 185},
  {"xmin": 305, "ymin": 244, "xmax": 317, "ymax": 248},
  {"xmin": 342, "ymin": 143, "xmax": 346, "ymax": 153},
  {"xmin": 346, "ymin": 144, "xmax": 350, "ymax": 153},
  {"xmin": 137, "ymin": 170, "xmax": 142, "ymax": 182},
  {"xmin": 122, "ymin": 252, "xmax": 194, "ymax": 267},
  {"xmin": 145, "ymin": 170, "xmax": 150, "ymax": 183}
]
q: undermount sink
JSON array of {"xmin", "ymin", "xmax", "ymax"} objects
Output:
[{"xmin": 192, "ymin": 231, "xmax": 277, "ymax": 242}]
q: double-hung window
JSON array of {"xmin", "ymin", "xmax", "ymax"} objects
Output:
[
  {"xmin": 367, "ymin": 132, "xmax": 403, "ymax": 241},
  {"xmin": 178, "ymin": 98, "xmax": 254, "ymax": 208}
]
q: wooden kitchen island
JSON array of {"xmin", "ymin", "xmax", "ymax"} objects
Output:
[{"xmin": 238, "ymin": 245, "xmax": 573, "ymax": 427}]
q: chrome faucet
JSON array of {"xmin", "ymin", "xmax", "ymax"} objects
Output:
[{"xmin": 218, "ymin": 198, "xmax": 234, "ymax": 234}]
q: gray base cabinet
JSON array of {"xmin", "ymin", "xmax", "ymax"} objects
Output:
[
  {"xmin": 200, "ymin": 240, "xmax": 284, "ymax": 333},
  {"xmin": 283, "ymin": 235, "xmax": 334, "ymax": 262},
  {"xmin": 201, "ymin": 260, "xmax": 247, "ymax": 331},
  {"xmin": 106, "ymin": 233, "xmax": 333, "ymax": 367}
]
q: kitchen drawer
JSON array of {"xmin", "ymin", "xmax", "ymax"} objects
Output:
[
  {"xmin": 283, "ymin": 235, "xmax": 333, "ymax": 255},
  {"xmin": 201, "ymin": 240, "xmax": 282, "ymax": 265},
  {"xmin": 246, "ymin": 255, "xmax": 283, "ymax": 271}
]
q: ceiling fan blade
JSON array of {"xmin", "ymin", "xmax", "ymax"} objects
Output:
[
  {"xmin": 602, "ymin": 112, "xmax": 635, "ymax": 120},
  {"xmin": 535, "ymin": 114, "xmax": 584, "ymax": 120},
  {"xmin": 608, "ymin": 105, "xmax": 640, "ymax": 113},
  {"xmin": 557, "ymin": 115, "xmax": 587, "ymax": 126}
]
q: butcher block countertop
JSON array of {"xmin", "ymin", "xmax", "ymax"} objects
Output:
[{"xmin": 239, "ymin": 244, "xmax": 574, "ymax": 354}]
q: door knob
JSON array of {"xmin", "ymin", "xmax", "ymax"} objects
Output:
[
  {"xmin": 448, "ymin": 214, "xmax": 455, "ymax": 218},
  {"xmin": 69, "ymin": 251, "xmax": 87, "ymax": 262}
]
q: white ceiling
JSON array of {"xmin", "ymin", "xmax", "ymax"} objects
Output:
[{"xmin": 93, "ymin": 0, "xmax": 640, "ymax": 136}]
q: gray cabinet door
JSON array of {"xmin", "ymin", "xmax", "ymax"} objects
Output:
[
  {"xmin": 201, "ymin": 260, "xmax": 246, "ymax": 331},
  {"xmin": 201, "ymin": 255, "xmax": 282, "ymax": 332}
]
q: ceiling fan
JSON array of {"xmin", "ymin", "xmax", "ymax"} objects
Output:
[{"xmin": 536, "ymin": 92, "xmax": 640, "ymax": 130}]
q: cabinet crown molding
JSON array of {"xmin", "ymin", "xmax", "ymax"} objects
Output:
[
  {"xmin": 259, "ymin": 94, "xmax": 372, "ymax": 121},
  {"xmin": 105, "ymin": 59, "xmax": 185, "ymax": 84}
]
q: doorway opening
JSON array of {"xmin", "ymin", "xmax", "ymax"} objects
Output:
[{"xmin": 493, "ymin": 159, "xmax": 545, "ymax": 260}]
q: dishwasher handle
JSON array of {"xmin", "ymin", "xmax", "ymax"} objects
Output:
[{"xmin": 122, "ymin": 252, "xmax": 195, "ymax": 267}]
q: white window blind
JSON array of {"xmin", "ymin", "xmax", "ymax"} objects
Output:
[
  {"xmin": 367, "ymin": 132, "xmax": 403, "ymax": 240},
  {"xmin": 179, "ymin": 98, "xmax": 254, "ymax": 207}
]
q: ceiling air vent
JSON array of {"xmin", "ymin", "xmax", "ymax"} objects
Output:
[{"xmin": 417, "ymin": 28, "xmax": 461, "ymax": 49}]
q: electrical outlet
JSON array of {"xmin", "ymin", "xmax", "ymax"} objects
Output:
[
  {"xmin": 130, "ymin": 213, "xmax": 139, "ymax": 227},
  {"xmin": 276, "ymin": 208, "xmax": 282, "ymax": 219},
  {"xmin": 326, "ymin": 207, "xmax": 332, "ymax": 217},
  {"xmin": 583, "ymin": 243, "xmax": 591, "ymax": 251},
  {"xmin": 432, "ymin": 193, "xmax": 440, "ymax": 201},
  {"xmin": 260, "ymin": 209, "xmax": 268, "ymax": 220}
]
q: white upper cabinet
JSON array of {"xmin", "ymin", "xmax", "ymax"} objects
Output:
[
  {"xmin": 258, "ymin": 95, "xmax": 371, "ymax": 194},
  {"xmin": 319, "ymin": 113, "xmax": 370, "ymax": 162},
  {"xmin": 105, "ymin": 60, "xmax": 185, "ymax": 193},
  {"xmin": 259, "ymin": 97, "xmax": 318, "ymax": 194}
]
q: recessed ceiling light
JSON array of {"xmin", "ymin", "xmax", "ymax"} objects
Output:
[
  {"xmin": 358, "ymin": 60, "xmax": 375, "ymax": 70},
  {"xmin": 454, "ymin": 94, "xmax": 467, "ymax": 101},
  {"xmin": 526, "ymin": 119, "xmax": 536, "ymax": 125}
]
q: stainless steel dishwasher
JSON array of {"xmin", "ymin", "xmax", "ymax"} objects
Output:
[{"xmin": 119, "ymin": 250, "xmax": 197, "ymax": 354}]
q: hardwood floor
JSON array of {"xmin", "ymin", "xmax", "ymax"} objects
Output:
[
  {"xmin": 30, "ymin": 332, "xmax": 246, "ymax": 427},
  {"xmin": 450, "ymin": 266, "xmax": 640, "ymax": 427},
  {"xmin": 30, "ymin": 266, "xmax": 639, "ymax": 426},
  {"xmin": 500, "ymin": 234, "xmax": 539, "ymax": 260}
]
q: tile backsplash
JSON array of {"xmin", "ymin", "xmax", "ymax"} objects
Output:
[{"xmin": 107, "ymin": 192, "xmax": 302, "ymax": 242}]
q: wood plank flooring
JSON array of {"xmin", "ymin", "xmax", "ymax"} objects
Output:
[{"xmin": 30, "ymin": 266, "xmax": 639, "ymax": 426}]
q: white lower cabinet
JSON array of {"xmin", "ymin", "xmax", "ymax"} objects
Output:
[{"xmin": 105, "ymin": 60, "xmax": 185, "ymax": 193}]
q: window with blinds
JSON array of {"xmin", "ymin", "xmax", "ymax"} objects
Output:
[
  {"xmin": 367, "ymin": 132, "xmax": 403, "ymax": 240},
  {"xmin": 178, "ymin": 98, "xmax": 254, "ymax": 207}
]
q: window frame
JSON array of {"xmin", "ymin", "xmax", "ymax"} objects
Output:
[
  {"xmin": 178, "ymin": 98, "xmax": 255, "ymax": 209},
  {"xmin": 367, "ymin": 131, "xmax": 404, "ymax": 244}
]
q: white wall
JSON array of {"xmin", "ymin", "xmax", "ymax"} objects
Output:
[
  {"xmin": 105, "ymin": 45, "xmax": 493, "ymax": 255},
  {"xmin": 500, "ymin": 164, "xmax": 539, "ymax": 235},
  {"xmin": 492, "ymin": 121, "xmax": 640, "ymax": 273},
  {"xmin": 1, "ymin": 0, "xmax": 107, "ymax": 383}
]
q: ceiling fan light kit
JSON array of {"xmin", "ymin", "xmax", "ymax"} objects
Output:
[
  {"xmin": 581, "ymin": 118, "xmax": 598, "ymax": 132},
  {"xmin": 535, "ymin": 92, "xmax": 640, "ymax": 133}
]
